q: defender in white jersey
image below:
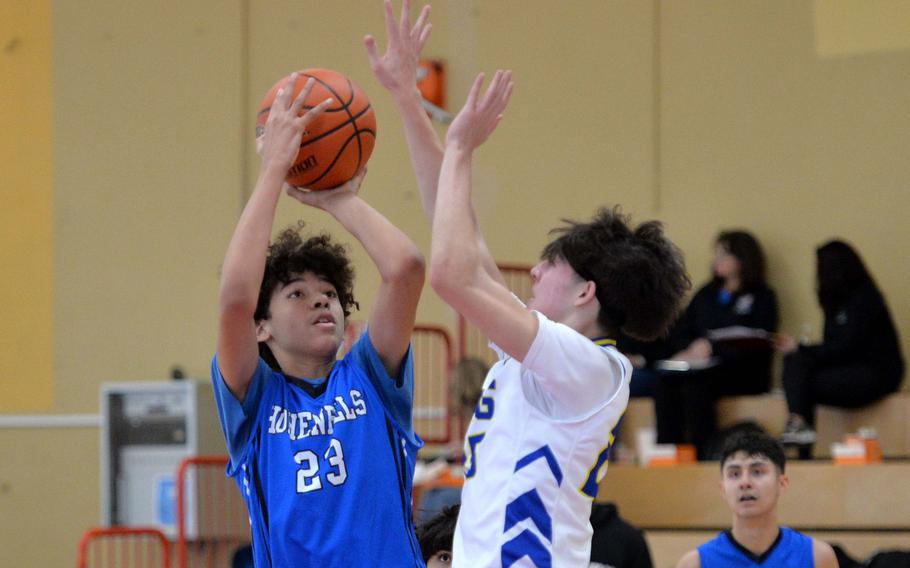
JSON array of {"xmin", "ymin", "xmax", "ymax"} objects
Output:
[
  {"xmin": 457, "ymin": 312, "xmax": 632, "ymax": 566},
  {"xmin": 423, "ymin": 71, "xmax": 691, "ymax": 567}
]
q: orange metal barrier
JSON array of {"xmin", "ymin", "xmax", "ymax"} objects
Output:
[
  {"xmin": 457, "ymin": 263, "xmax": 532, "ymax": 366},
  {"xmin": 175, "ymin": 456, "xmax": 250, "ymax": 568},
  {"xmin": 77, "ymin": 526, "xmax": 171, "ymax": 568},
  {"xmin": 412, "ymin": 324, "xmax": 455, "ymax": 444}
]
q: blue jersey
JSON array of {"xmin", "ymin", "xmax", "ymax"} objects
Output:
[
  {"xmin": 211, "ymin": 333, "xmax": 425, "ymax": 567},
  {"xmin": 698, "ymin": 528, "xmax": 813, "ymax": 568}
]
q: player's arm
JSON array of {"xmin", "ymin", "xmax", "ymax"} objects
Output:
[
  {"xmin": 812, "ymin": 539, "xmax": 838, "ymax": 568},
  {"xmin": 217, "ymin": 76, "xmax": 332, "ymax": 400},
  {"xmin": 287, "ymin": 173, "xmax": 425, "ymax": 379},
  {"xmin": 675, "ymin": 550, "xmax": 701, "ymax": 568},
  {"xmin": 365, "ymin": 0, "xmax": 505, "ymax": 286},
  {"xmin": 428, "ymin": 71, "xmax": 540, "ymax": 361}
]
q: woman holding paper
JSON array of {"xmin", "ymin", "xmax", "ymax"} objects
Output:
[{"xmin": 654, "ymin": 230, "xmax": 779, "ymax": 459}]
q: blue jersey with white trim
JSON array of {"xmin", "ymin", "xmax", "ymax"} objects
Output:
[
  {"xmin": 698, "ymin": 528, "xmax": 814, "ymax": 568},
  {"xmin": 453, "ymin": 311, "xmax": 630, "ymax": 568},
  {"xmin": 211, "ymin": 333, "xmax": 425, "ymax": 567}
]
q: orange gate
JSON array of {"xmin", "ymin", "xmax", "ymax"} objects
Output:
[
  {"xmin": 175, "ymin": 456, "xmax": 250, "ymax": 568},
  {"xmin": 77, "ymin": 526, "xmax": 171, "ymax": 568}
]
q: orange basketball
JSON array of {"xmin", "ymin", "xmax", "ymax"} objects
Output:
[{"xmin": 256, "ymin": 69, "xmax": 376, "ymax": 190}]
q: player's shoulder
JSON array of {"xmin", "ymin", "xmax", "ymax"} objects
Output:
[
  {"xmin": 675, "ymin": 549, "xmax": 701, "ymax": 568},
  {"xmin": 810, "ymin": 536, "xmax": 838, "ymax": 568}
]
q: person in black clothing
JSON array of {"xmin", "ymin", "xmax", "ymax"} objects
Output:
[
  {"xmin": 617, "ymin": 333, "xmax": 672, "ymax": 398},
  {"xmin": 589, "ymin": 502, "xmax": 654, "ymax": 568},
  {"xmin": 776, "ymin": 240, "xmax": 904, "ymax": 445},
  {"xmin": 654, "ymin": 230, "xmax": 779, "ymax": 458}
]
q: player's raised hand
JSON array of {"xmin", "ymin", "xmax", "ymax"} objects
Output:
[
  {"xmin": 285, "ymin": 167, "xmax": 367, "ymax": 211},
  {"xmin": 364, "ymin": 0, "xmax": 432, "ymax": 96},
  {"xmin": 259, "ymin": 74, "xmax": 333, "ymax": 172},
  {"xmin": 445, "ymin": 70, "xmax": 513, "ymax": 151}
]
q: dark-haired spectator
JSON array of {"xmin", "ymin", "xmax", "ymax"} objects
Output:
[
  {"xmin": 675, "ymin": 430, "xmax": 837, "ymax": 568},
  {"xmin": 418, "ymin": 505, "xmax": 458, "ymax": 567},
  {"xmin": 655, "ymin": 231, "xmax": 778, "ymax": 458},
  {"xmin": 776, "ymin": 240, "xmax": 904, "ymax": 445}
]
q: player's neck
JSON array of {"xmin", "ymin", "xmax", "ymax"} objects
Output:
[
  {"xmin": 730, "ymin": 514, "xmax": 780, "ymax": 556},
  {"xmin": 562, "ymin": 311, "xmax": 607, "ymax": 341},
  {"xmin": 275, "ymin": 351, "xmax": 336, "ymax": 380}
]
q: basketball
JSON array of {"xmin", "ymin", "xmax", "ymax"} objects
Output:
[{"xmin": 256, "ymin": 69, "xmax": 376, "ymax": 190}]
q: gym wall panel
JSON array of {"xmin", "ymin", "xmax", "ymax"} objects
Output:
[
  {"xmin": 0, "ymin": 0, "xmax": 54, "ymax": 410},
  {"xmin": 52, "ymin": 0, "xmax": 245, "ymax": 412}
]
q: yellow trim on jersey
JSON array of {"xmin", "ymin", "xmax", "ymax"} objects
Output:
[
  {"xmin": 593, "ymin": 337, "xmax": 617, "ymax": 346},
  {"xmin": 578, "ymin": 409, "xmax": 624, "ymax": 498}
]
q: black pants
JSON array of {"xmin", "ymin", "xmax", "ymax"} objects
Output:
[
  {"xmin": 654, "ymin": 364, "xmax": 768, "ymax": 457},
  {"xmin": 782, "ymin": 351, "xmax": 897, "ymax": 426}
]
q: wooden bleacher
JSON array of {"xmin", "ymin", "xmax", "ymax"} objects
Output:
[
  {"xmin": 608, "ymin": 391, "xmax": 910, "ymax": 566},
  {"xmin": 618, "ymin": 391, "xmax": 910, "ymax": 459},
  {"xmin": 598, "ymin": 462, "xmax": 910, "ymax": 567},
  {"xmin": 598, "ymin": 462, "xmax": 910, "ymax": 530}
]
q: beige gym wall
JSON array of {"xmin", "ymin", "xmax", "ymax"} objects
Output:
[
  {"xmin": 1, "ymin": 0, "xmax": 54, "ymax": 411},
  {"xmin": 1, "ymin": 1, "xmax": 909, "ymax": 565}
]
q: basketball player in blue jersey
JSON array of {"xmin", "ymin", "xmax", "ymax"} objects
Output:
[
  {"xmin": 676, "ymin": 431, "xmax": 837, "ymax": 568},
  {"xmin": 213, "ymin": 73, "xmax": 427, "ymax": 565}
]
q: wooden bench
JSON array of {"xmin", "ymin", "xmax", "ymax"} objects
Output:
[
  {"xmin": 597, "ymin": 462, "xmax": 910, "ymax": 530},
  {"xmin": 618, "ymin": 391, "xmax": 910, "ymax": 458}
]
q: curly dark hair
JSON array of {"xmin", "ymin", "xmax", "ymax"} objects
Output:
[
  {"xmin": 541, "ymin": 206, "xmax": 690, "ymax": 341},
  {"xmin": 254, "ymin": 222, "xmax": 358, "ymax": 322},
  {"xmin": 715, "ymin": 230, "xmax": 767, "ymax": 291},
  {"xmin": 720, "ymin": 429, "xmax": 786, "ymax": 474},
  {"xmin": 417, "ymin": 504, "xmax": 459, "ymax": 562},
  {"xmin": 253, "ymin": 223, "xmax": 359, "ymax": 371}
]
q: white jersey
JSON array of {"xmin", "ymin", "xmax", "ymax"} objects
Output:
[{"xmin": 453, "ymin": 311, "xmax": 630, "ymax": 568}]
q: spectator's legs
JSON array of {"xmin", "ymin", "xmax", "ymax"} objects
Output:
[
  {"xmin": 680, "ymin": 370, "xmax": 717, "ymax": 459},
  {"xmin": 654, "ymin": 375, "xmax": 685, "ymax": 444},
  {"xmin": 782, "ymin": 351, "xmax": 815, "ymax": 425},
  {"xmin": 810, "ymin": 364, "xmax": 892, "ymax": 410}
]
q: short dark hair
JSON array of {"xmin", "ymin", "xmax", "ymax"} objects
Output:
[
  {"xmin": 417, "ymin": 504, "xmax": 459, "ymax": 562},
  {"xmin": 542, "ymin": 206, "xmax": 690, "ymax": 341},
  {"xmin": 254, "ymin": 223, "xmax": 359, "ymax": 370},
  {"xmin": 715, "ymin": 230, "xmax": 767, "ymax": 291},
  {"xmin": 719, "ymin": 430, "xmax": 786, "ymax": 474}
]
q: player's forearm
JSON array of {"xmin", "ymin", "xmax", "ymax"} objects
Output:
[
  {"xmin": 219, "ymin": 166, "xmax": 285, "ymax": 311},
  {"xmin": 328, "ymin": 194, "xmax": 425, "ymax": 285},
  {"xmin": 392, "ymin": 88, "xmax": 444, "ymax": 224},
  {"xmin": 429, "ymin": 146, "xmax": 484, "ymax": 293}
]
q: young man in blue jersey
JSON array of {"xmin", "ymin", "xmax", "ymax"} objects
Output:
[
  {"xmin": 213, "ymin": 71, "xmax": 427, "ymax": 565},
  {"xmin": 676, "ymin": 431, "xmax": 837, "ymax": 568}
]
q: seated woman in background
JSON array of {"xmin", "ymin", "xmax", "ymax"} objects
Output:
[
  {"xmin": 616, "ymin": 333, "xmax": 672, "ymax": 398},
  {"xmin": 776, "ymin": 240, "xmax": 904, "ymax": 445},
  {"xmin": 654, "ymin": 230, "xmax": 779, "ymax": 458}
]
